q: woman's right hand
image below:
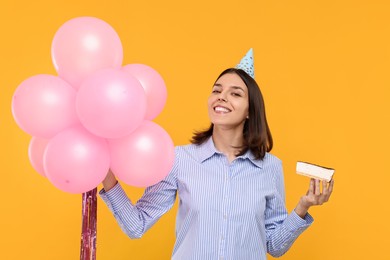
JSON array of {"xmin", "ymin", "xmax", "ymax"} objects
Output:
[{"xmin": 102, "ymin": 169, "xmax": 118, "ymax": 192}]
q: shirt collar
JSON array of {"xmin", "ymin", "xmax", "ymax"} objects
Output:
[
  {"xmin": 239, "ymin": 149, "xmax": 264, "ymax": 168},
  {"xmin": 197, "ymin": 137, "xmax": 263, "ymax": 169},
  {"xmin": 197, "ymin": 137, "xmax": 219, "ymax": 162}
]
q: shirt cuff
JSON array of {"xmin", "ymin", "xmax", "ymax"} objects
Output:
[
  {"xmin": 99, "ymin": 183, "xmax": 133, "ymax": 213},
  {"xmin": 285, "ymin": 210, "xmax": 314, "ymax": 233}
]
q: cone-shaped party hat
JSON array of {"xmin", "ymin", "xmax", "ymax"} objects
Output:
[{"xmin": 236, "ymin": 48, "xmax": 254, "ymax": 78}]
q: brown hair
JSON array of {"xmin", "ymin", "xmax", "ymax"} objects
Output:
[{"xmin": 191, "ymin": 68, "xmax": 273, "ymax": 160}]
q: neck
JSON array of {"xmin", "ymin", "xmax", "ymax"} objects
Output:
[{"xmin": 212, "ymin": 125, "xmax": 244, "ymax": 162}]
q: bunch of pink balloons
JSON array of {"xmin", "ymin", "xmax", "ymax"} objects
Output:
[{"xmin": 12, "ymin": 17, "xmax": 174, "ymax": 193}]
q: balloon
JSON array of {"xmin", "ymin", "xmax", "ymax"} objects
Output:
[
  {"xmin": 11, "ymin": 74, "xmax": 79, "ymax": 138},
  {"xmin": 44, "ymin": 126, "xmax": 110, "ymax": 194},
  {"xmin": 76, "ymin": 68, "xmax": 147, "ymax": 139},
  {"xmin": 28, "ymin": 136, "xmax": 50, "ymax": 177},
  {"xmin": 122, "ymin": 64, "xmax": 167, "ymax": 120},
  {"xmin": 109, "ymin": 121, "xmax": 175, "ymax": 187},
  {"xmin": 51, "ymin": 17, "xmax": 123, "ymax": 89}
]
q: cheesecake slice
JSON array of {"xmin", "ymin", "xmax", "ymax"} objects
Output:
[{"xmin": 296, "ymin": 161, "xmax": 335, "ymax": 182}]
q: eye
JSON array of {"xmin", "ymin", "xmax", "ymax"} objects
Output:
[
  {"xmin": 231, "ymin": 92, "xmax": 241, "ymax": 97},
  {"xmin": 212, "ymin": 89, "xmax": 221, "ymax": 94}
]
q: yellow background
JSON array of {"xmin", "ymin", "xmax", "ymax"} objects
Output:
[{"xmin": 1, "ymin": 0, "xmax": 389, "ymax": 259}]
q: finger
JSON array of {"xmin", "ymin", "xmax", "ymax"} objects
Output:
[
  {"xmin": 315, "ymin": 179, "xmax": 321, "ymax": 195},
  {"xmin": 328, "ymin": 179, "xmax": 334, "ymax": 194},
  {"xmin": 322, "ymin": 192, "xmax": 330, "ymax": 202},
  {"xmin": 321, "ymin": 180, "xmax": 335, "ymax": 202},
  {"xmin": 308, "ymin": 178, "xmax": 315, "ymax": 195},
  {"xmin": 322, "ymin": 180, "xmax": 327, "ymax": 195},
  {"xmin": 320, "ymin": 191, "xmax": 330, "ymax": 203},
  {"xmin": 324, "ymin": 194, "xmax": 330, "ymax": 203},
  {"xmin": 324, "ymin": 179, "xmax": 334, "ymax": 200}
]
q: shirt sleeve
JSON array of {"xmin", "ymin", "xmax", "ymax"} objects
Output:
[
  {"xmin": 99, "ymin": 155, "xmax": 179, "ymax": 239},
  {"xmin": 264, "ymin": 160, "xmax": 314, "ymax": 257}
]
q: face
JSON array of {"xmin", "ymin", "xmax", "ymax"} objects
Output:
[{"xmin": 207, "ymin": 72, "xmax": 249, "ymax": 129}]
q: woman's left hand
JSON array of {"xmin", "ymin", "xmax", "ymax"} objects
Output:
[{"xmin": 294, "ymin": 178, "xmax": 334, "ymax": 218}]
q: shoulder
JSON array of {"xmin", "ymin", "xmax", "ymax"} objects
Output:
[
  {"xmin": 174, "ymin": 143, "xmax": 201, "ymax": 160},
  {"xmin": 262, "ymin": 152, "xmax": 282, "ymax": 168},
  {"xmin": 174, "ymin": 141, "xmax": 215, "ymax": 165},
  {"xmin": 263, "ymin": 153, "xmax": 286, "ymax": 188},
  {"xmin": 175, "ymin": 143, "xmax": 198, "ymax": 154},
  {"xmin": 260, "ymin": 153, "xmax": 284, "ymax": 181}
]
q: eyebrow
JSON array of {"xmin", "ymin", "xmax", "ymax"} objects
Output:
[{"xmin": 213, "ymin": 83, "xmax": 245, "ymax": 92}]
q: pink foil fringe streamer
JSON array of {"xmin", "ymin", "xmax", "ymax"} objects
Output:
[{"xmin": 80, "ymin": 188, "xmax": 97, "ymax": 260}]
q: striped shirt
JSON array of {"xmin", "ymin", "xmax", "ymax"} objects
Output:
[{"xmin": 100, "ymin": 137, "xmax": 313, "ymax": 260}]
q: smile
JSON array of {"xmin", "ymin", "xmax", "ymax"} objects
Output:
[{"xmin": 214, "ymin": 106, "xmax": 231, "ymax": 113}]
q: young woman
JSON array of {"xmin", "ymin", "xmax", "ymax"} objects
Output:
[{"xmin": 100, "ymin": 68, "xmax": 334, "ymax": 259}]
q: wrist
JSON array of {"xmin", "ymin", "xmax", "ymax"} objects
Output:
[
  {"xmin": 295, "ymin": 199, "xmax": 310, "ymax": 219},
  {"xmin": 102, "ymin": 171, "xmax": 118, "ymax": 192}
]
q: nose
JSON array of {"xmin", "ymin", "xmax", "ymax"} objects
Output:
[{"xmin": 217, "ymin": 93, "xmax": 228, "ymax": 102}]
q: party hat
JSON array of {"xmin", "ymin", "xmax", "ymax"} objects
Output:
[{"xmin": 236, "ymin": 48, "xmax": 254, "ymax": 78}]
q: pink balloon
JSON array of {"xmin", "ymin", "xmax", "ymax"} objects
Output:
[
  {"xmin": 11, "ymin": 74, "xmax": 79, "ymax": 138},
  {"xmin": 76, "ymin": 68, "xmax": 147, "ymax": 139},
  {"xmin": 109, "ymin": 121, "xmax": 175, "ymax": 187},
  {"xmin": 44, "ymin": 126, "xmax": 110, "ymax": 194},
  {"xmin": 52, "ymin": 17, "xmax": 123, "ymax": 89},
  {"xmin": 28, "ymin": 136, "xmax": 50, "ymax": 177},
  {"xmin": 122, "ymin": 64, "xmax": 167, "ymax": 120}
]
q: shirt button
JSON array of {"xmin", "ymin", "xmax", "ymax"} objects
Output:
[{"xmin": 223, "ymin": 214, "xmax": 227, "ymax": 219}]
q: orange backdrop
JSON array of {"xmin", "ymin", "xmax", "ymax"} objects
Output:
[{"xmin": 1, "ymin": 0, "xmax": 389, "ymax": 259}]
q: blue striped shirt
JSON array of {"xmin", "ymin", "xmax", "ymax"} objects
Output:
[{"xmin": 100, "ymin": 137, "xmax": 313, "ymax": 259}]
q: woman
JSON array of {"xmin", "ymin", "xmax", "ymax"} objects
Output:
[{"xmin": 100, "ymin": 67, "xmax": 334, "ymax": 259}]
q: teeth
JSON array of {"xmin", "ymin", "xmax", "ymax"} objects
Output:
[{"xmin": 215, "ymin": 106, "xmax": 230, "ymax": 112}]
